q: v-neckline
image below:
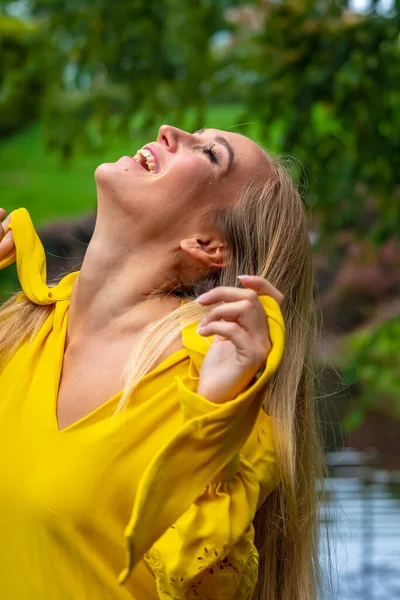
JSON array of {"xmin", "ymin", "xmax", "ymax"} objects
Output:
[{"xmin": 52, "ymin": 300, "xmax": 189, "ymax": 434}]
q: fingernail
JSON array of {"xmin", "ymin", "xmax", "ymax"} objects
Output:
[{"xmin": 238, "ymin": 275, "xmax": 253, "ymax": 280}]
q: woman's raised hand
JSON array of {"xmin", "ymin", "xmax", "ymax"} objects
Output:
[
  {"xmin": 0, "ymin": 208, "xmax": 15, "ymax": 260},
  {"xmin": 195, "ymin": 275, "xmax": 284, "ymax": 404}
]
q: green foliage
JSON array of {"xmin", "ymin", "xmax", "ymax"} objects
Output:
[
  {"xmin": 0, "ymin": 0, "xmax": 225, "ymax": 158},
  {"xmin": 0, "ymin": 13, "xmax": 47, "ymax": 133},
  {"xmin": 232, "ymin": 0, "xmax": 400, "ymax": 241},
  {"xmin": 341, "ymin": 315, "xmax": 400, "ymax": 431}
]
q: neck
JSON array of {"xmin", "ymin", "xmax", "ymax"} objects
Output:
[{"xmin": 66, "ymin": 229, "xmax": 182, "ymax": 346}]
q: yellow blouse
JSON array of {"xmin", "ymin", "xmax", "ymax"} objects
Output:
[{"xmin": 0, "ymin": 208, "xmax": 285, "ymax": 600}]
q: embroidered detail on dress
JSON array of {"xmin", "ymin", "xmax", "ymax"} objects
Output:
[{"xmin": 144, "ymin": 532, "xmax": 259, "ymax": 600}]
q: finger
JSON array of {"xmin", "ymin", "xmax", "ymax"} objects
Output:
[
  {"xmin": 0, "ymin": 208, "xmax": 6, "ymax": 220},
  {"xmin": 0, "ymin": 213, "xmax": 12, "ymax": 243},
  {"xmin": 196, "ymin": 285, "xmax": 261, "ymax": 307},
  {"xmin": 199, "ymin": 299, "xmax": 266, "ymax": 334},
  {"xmin": 197, "ymin": 320, "xmax": 253, "ymax": 355},
  {"xmin": 2, "ymin": 212, "xmax": 12, "ymax": 229},
  {"xmin": 0, "ymin": 230, "xmax": 14, "ymax": 256},
  {"xmin": 238, "ymin": 275, "xmax": 284, "ymax": 306}
]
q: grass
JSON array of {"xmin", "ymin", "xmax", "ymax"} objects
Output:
[{"xmin": 0, "ymin": 104, "xmax": 247, "ymax": 226}]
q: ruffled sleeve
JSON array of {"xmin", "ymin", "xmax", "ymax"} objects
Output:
[
  {"xmin": 118, "ymin": 295, "xmax": 285, "ymax": 599},
  {"xmin": 0, "ymin": 207, "xmax": 78, "ymax": 303},
  {"xmin": 142, "ymin": 409, "xmax": 278, "ymax": 599}
]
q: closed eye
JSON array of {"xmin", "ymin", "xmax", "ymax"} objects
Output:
[{"xmin": 202, "ymin": 143, "xmax": 220, "ymax": 166}]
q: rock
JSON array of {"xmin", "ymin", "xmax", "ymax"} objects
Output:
[{"xmin": 38, "ymin": 212, "xmax": 96, "ymax": 282}]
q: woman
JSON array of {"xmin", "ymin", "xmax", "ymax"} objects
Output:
[{"xmin": 0, "ymin": 126, "xmax": 329, "ymax": 599}]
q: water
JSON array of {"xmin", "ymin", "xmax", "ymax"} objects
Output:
[{"xmin": 319, "ymin": 451, "xmax": 400, "ymax": 599}]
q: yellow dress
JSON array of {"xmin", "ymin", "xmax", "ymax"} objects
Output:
[{"xmin": 0, "ymin": 208, "xmax": 285, "ymax": 600}]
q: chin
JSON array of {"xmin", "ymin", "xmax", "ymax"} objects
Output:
[
  {"xmin": 94, "ymin": 162, "xmax": 118, "ymax": 184},
  {"xmin": 94, "ymin": 161, "xmax": 140, "ymax": 213},
  {"xmin": 94, "ymin": 162, "xmax": 129, "ymax": 206}
]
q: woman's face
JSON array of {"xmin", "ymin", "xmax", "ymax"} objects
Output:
[{"xmin": 95, "ymin": 125, "xmax": 271, "ymax": 239}]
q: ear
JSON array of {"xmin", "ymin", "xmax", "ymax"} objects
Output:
[{"xmin": 180, "ymin": 235, "xmax": 230, "ymax": 269}]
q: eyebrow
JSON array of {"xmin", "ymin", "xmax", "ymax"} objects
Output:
[{"xmin": 194, "ymin": 128, "xmax": 235, "ymax": 171}]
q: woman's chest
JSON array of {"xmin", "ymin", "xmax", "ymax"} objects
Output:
[
  {"xmin": 56, "ymin": 345, "xmax": 126, "ymax": 431},
  {"xmin": 56, "ymin": 335, "xmax": 184, "ymax": 431}
]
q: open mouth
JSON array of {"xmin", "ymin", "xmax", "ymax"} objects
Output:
[{"xmin": 132, "ymin": 146, "xmax": 158, "ymax": 173}]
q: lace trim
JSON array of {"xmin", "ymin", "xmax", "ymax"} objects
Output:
[{"xmin": 144, "ymin": 531, "xmax": 259, "ymax": 600}]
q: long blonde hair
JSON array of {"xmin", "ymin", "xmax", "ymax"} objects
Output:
[{"xmin": 0, "ymin": 154, "xmax": 333, "ymax": 599}]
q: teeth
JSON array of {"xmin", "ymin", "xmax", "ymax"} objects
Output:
[{"xmin": 132, "ymin": 147, "xmax": 157, "ymax": 172}]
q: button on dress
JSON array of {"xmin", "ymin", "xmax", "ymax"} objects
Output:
[{"xmin": 0, "ymin": 208, "xmax": 285, "ymax": 599}]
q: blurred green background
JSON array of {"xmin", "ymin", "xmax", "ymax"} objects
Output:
[{"xmin": 0, "ymin": 0, "xmax": 399, "ymax": 453}]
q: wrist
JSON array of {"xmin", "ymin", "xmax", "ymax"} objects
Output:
[
  {"xmin": 196, "ymin": 384, "xmax": 227, "ymax": 404},
  {"xmin": 197, "ymin": 375, "xmax": 259, "ymax": 405}
]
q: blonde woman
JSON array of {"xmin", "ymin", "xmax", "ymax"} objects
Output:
[{"xmin": 0, "ymin": 126, "xmax": 329, "ymax": 600}]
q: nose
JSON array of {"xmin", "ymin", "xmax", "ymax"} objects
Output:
[{"xmin": 157, "ymin": 125, "xmax": 193, "ymax": 153}]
